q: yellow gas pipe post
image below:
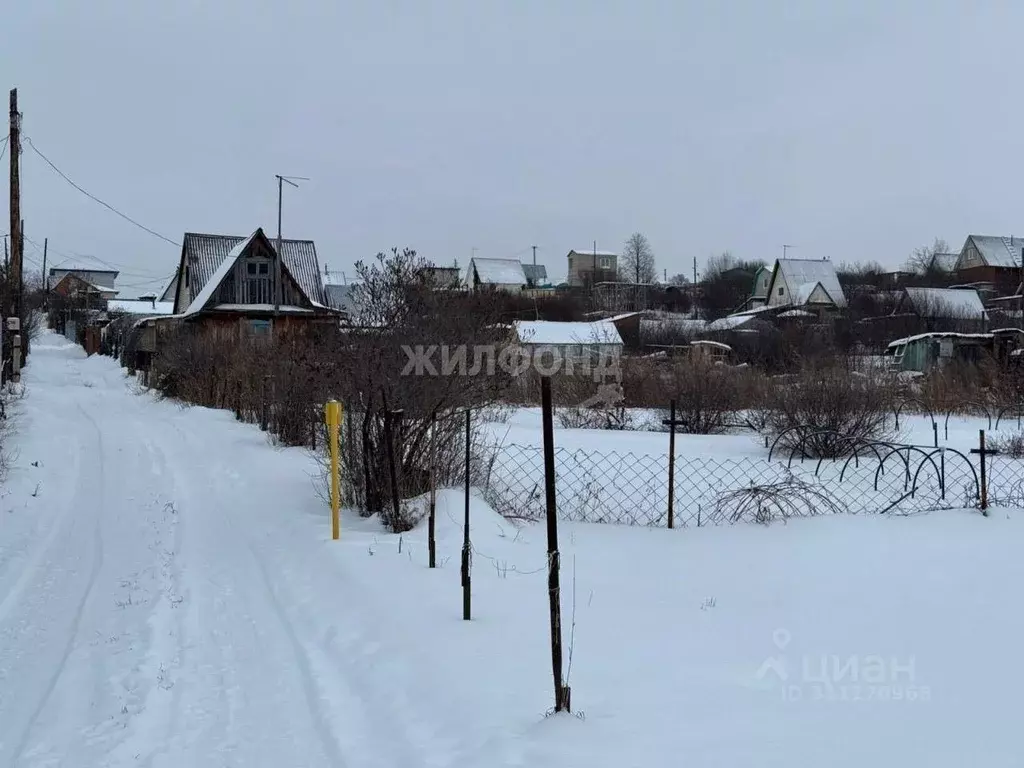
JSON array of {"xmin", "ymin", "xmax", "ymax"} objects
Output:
[{"xmin": 325, "ymin": 400, "xmax": 342, "ymax": 539}]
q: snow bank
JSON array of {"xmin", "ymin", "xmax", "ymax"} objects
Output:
[{"xmin": 334, "ymin": 492, "xmax": 1024, "ymax": 767}]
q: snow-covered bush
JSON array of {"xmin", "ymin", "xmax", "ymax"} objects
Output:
[{"xmin": 765, "ymin": 361, "xmax": 896, "ymax": 458}]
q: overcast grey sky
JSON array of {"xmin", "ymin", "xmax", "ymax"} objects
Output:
[{"xmin": 1, "ymin": 1, "xmax": 1020, "ymax": 295}]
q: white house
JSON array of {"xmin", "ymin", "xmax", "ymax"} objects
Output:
[
  {"xmin": 465, "ymin": 257, "xmax": 527, "ymax": 292},
  {"xmin": 514, "ymin": 319, "xmax": 623, "ymax": 367},
  {"xmin": 765, "ymin": 258, "xmax": 846, "ymax": 315}
]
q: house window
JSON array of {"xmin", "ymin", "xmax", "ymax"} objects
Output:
[
  {"xmin": 778, "ymin": 287, "xmax": 784, "ymax": 296},
  {"xmin": 245, "ymin": 260, "xmax": 272, "ymax": 304},
  {"xmin": 600, "ymin": 257, "xmax": 612, "ymax": 269},
  {"xmin": 250, "ymin": 319, "xmax": 271, "ymax": 337}
]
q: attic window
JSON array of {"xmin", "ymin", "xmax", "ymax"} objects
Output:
[
  {"xmin": 245, "ymin": 260, "xmax": 272, "ymax": 303},
  {"xmin": 778, "ymin": 287, "xmax": 784, "ymax": 296}
]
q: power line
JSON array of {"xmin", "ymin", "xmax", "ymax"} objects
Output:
[
  {"xmin": 24, "ymin": 235, "xmax": 167, "ymax": 280},
  {"xmin": 115, "ymin": 274, "xmax": 175, "ymax": 289},
  {"xmin": 23, "ymin": 136, "xmax": 180, "ymax": 247}
]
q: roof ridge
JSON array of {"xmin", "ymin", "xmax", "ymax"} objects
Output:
[{"xmin": 183, "ymin": 231, "xmax": 315, "ymax": 244}]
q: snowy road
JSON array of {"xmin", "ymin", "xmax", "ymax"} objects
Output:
[
  {"xmin": 0, "ymin": 332, "xmax": 449, "ymax": 768},
  {"xmin": 5, "ymin": 331, "xmax": 1024, "ymax": 768}
]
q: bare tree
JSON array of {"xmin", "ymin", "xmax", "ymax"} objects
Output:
[
  {"xmin": 906, "ymin": 238, "xmax": 951, "ymax": 275},
  {"xmin": 619, "ymin": 232, "xmax": 657, "ymax": 284},
  {"xmin": 698, "ymin": 251, "xmax": 765, "ymax": 320},
  {"xmin": 667, "ymin": 273, "xmax": 690, "ymax": 286}
]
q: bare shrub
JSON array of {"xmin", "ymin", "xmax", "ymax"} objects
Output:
[
  {"xmin": 708, "ymin": 474, "xmax": 849, "ymax": 525},
  {"xmin": 991, "ymin": 431, "xmax": 1024, "ymax": 459},
  {"xmin": 549, "ymin": 370, "xmax": 631, "ymax": 430},
  {"xmin": 321, "ymin": 248, "xmax": 515, "ymax": 532},
  {"xmin": 766, "ymin": 361, "xmax": 896, "ymax": 457}
]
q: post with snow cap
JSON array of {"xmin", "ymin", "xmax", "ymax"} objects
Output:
[
  {"xmin": 324, "ymin": 400, "xmax": 342, "ymax": 539},
  {"xmin": 541, "ymin": 375, "xmax": 570, "ymax": 712}
]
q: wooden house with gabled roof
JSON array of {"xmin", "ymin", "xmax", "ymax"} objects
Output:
[{"xmin": 154, "ymin": 227, "xmax": 338, "ymax": 342}]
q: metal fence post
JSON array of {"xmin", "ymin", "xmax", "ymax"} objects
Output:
[
  {"xmin": 666, "ymin": 399, "xmax": 677, "ymax": 529},
  {"xmin": 540, "ymin": 375, "xmax": 570, "ymax": 712},
  {"xmin": 429, "ymin": 412, "xmax": 437, "ymax": 569},
  {"xmin": 980, "ymin": 429, "xmax": 988, "ymax": 515},
  {"xmin": 462, "ymin": 408, "xmax": 472, "ymax": 620}
]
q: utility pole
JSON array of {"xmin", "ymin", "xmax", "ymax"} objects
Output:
[
  {"xmin": 693, "ymin": 255, "xmax": 697, "ymax": 285},
  {"xmin": 9, "ymin": 88, "xmax": 22, "ymax": 383},
  {"xmin": 532, "ymin": 245, "xmax": 537, "ymax": 266},
  {"xmin": 42, "ymin": 237, "xmax": 48, "ymax": 306},
  {"xmin": 273, "ymin": 174, "xmax": 307, "ymax": 318}
]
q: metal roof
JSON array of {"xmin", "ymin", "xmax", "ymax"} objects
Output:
[
  {"xmin": 771, "ymin": 258, "xmax": 847, "ymax": 308},
  {"xmin": 964, "ymin": 235, "xmax": 1024, "ymax": 269},
  {"xmin": 468, "ymin": 257, "xmax": 526, "ymax": 285},
  {"xmin": 178, "ymin": 230, "xmax": 325, "ymax": 312},
  {"xmin": 522, "ymin": 264, "xmax": 548, "ymax": 283},
  {"xmin": 159, "ymin": 273, "xmax": 178, "ymax": 302},
  {"xmin": 324, "ymin": 283, "xmax": 358, "ymax": 315},
  {"xmin": 48, "ymin": 268, "xmax": 119, "ymax": 289},
  {"xmin": 902, "ymin": 287, "xmax": 986, "ymax": 319}
]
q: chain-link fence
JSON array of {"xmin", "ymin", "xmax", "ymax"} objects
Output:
[
  {"xmin": 984, "ymin": 454, "xmax": 1024, "ymax": 508},
  {"xmin": 483, "ymin": 440, "xmax": 987, "ymax": 528}
]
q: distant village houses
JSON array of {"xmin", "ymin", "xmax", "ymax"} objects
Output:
[{"xmin": 567, "ymin": 248, "xmax": 617, "ymax": 288}]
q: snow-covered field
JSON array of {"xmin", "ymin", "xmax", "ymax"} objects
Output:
[
  {"xmin": 1, "ymin": 329, "xmax": 1023, "ymax": 766},
  {"xmin": 481, "ymin": 407, "xmax": 1012, "ymax": 526}
]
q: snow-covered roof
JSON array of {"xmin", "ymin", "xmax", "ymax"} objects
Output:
[
  {"xmin": 731, "ymin": 304, "xmax": 778, "ymax": 318},
  {"xmin": 569, "ymin": 249, "xmax": 617, "ymax": 257},
  {"xmin": 469, "ymin": 258, "xmax": 526, "ymax": 286},
  {"xmin": 930, "ymin": 252, "xmax": 959, "ymax": 272},
  {"xmin": 522, "ymin": 264, "xmax": 548, "ymax": 285},
  {"xmin": 706, "ymin": 314, "xmax": 760, "ymax": 331},
  {"xmin": 208, "ymin": 304, "xmax": 315, "ymax": 314},
  {"xmin": 965, "ymin": 235, "xmax": 1024, "ymax": 269},
  {"xmin": 774, "ymin": 259, "xmax": 846, "ymax": 307},
  {"xmin": 690, "ymin": 340, "xmax": 732, "ymax": 351},
  {"xmin": 178, "ymin": 230, "xmax": 326, "ymax": 311},
  {"xmin": 778, "ymin": 309, "xmax": 815, "ymax": 318},
  {"xmin": 324, "ymin": 283, "xmax": 359, "ymax": 314},
  {"xmin": 181, "ymin": 232, "xmax": 256, "ymax": 317},
  {"xmin": 644, "ymin": 316, "xmax": 705, "ymax": 328},
  {"xmin": 49, "ymin": 268, "xmax": 119, "ymax": 289},
  {"xmin": 902, "ymin": 287, "xmax": 986, "ymax": 319},
  {"xmin": 515, "ymin": 320, "xmax": 623, "ymax": 346},
  {"xmin": 107, "ymin": 299, "xmax": 175, "ymax": 315},
  {"xmin": 886, "ymin": 332, "xmax": 995, "ymax": 349}
]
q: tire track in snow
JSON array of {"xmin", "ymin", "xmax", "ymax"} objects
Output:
[
  {"xmin": 243, "ymin": 538, "xmax": 349, "ymax": 768},
  {"xmin": 106, "ymin": 416, "xmax": 192, "ymax": 768},
  {"xmin": 9, "ymin": 402, "xmax": 107, "ymax": 765},
  {"xmin": 171, "ymin": 421, "xmax": 349, "ymax": 767},
  {"xmin": 0, "ymin": 434, "xmax": 82, "ymax": 627}
]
